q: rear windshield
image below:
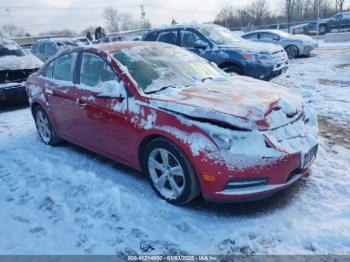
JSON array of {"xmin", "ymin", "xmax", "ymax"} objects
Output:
[{"xmin": 0, "ymin": 43, "xmax": 26, "ymax": 57}]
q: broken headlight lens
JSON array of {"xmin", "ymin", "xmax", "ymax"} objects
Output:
[{"xmin": 212, "ymin": 133, "xmax": 233, "ymax": 150}]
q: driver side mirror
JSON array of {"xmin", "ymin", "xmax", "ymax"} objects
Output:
[
  {"xmin": 95, "ymin": 80, "xmax": 127, "ymax": 102},
  {"xmin": 194, "ymin": 40, "xmax": 208, "ymax": 49},
  {"xmin": 272, "ymin": 36, "xmax": 280, "ymax": 41}
]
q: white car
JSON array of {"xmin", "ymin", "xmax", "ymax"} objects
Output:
[{"xmin": 242, "ymin": 30, "xmax": 318, "ymax": 58}]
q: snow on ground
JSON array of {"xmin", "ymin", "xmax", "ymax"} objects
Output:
[
  {"xmin": 273, "ymin": 42, "xmax": 350, "ymax": 126},
  {"xmin": 0, "ymin": 44, "xmax": 350, "ymax": 255}
]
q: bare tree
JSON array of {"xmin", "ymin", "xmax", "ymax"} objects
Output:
[
  {"xmin": 1, "ymin": 24, "xmax": 26, "ymax": 37},
  {"xmin": 283, "ymin": 0, "xmax": 296, "ymax": 25},
  {"xmin": 248, "ymin": 0, "xmax": 270, "ymax": 25},
  {"xmin": 103, "ymin": 7, "xmax": 142, "ymax": 33},
  {"xmin": 81, "ymin": 26, "xmax": 98, "ymax": 37},
  {"xmin": 336, "ymin": 0, "xmax": 346, "ymax": 12},
  {"xmin": 104, "ymin": 7, "xmax": 121, "ymax": 33}
]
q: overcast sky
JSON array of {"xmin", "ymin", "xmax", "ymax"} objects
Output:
[{"xmin": 0, "ymin": 0, "xmax": 283, "ymax": 35}]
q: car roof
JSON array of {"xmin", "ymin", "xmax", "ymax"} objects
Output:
[
  {"xmin": 146, "ymin": 24, "xmax": 198, "ymax": 33},
  {"xmin": 61, "ymin": 41, "xmax": 172, "ymax": 55},
  {"xmin": 243, "ymin": 29, "xmax": 287, "ymax": 35},
  {"xmin": 145, "ymin": 23, "xmax": 220, "ymax": 33}
]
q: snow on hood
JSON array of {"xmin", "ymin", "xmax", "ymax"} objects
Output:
[
  {"xmin": 149, "ymin": 76, "xmax": 304, "ymax": 130},
  {"xmin": 219, "ymin": 39, "xmax": 283, "ymax": 54},
  {"xmin": 0, "ymin": 54, "xmax": 43, "ymax": 71}
]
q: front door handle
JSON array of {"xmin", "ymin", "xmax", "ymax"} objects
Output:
[{"xmin": 77, "ymin": 98, "xmax": 87, "ymax": 108}]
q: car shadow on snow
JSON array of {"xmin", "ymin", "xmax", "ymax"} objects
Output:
[
  {"xmin": 184, "ymin": 175, "xmax": 310, "ymax": 217},
  {"xmin": 0, "ymin": 102, "xmax": 29, "ymax": 113}
]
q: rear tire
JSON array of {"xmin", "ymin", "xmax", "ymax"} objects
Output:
[
  {"xmin": 34, "ymin": 106, "xmax": 61, "ymax": 145},
  {"xmin": 142, "ymin": 138, "xmax": 200, "ymax": 205}
]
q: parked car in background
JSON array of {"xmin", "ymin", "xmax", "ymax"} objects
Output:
[
  {"xmin": 306, "ymin": 12, "xmax": 350, "ymax": 34},
  {"xmin": 143, "ymin": 24, "xmax": 288, "ymax": 81},
  {"xmin": 20, "ymin": 43, "xmax": 34, "ymax": 51},
  {"xmin": 27, "ymin": 42, "xmax": 318, "ymax": 204},
  {"xmin": 31, "ymin": 39, "xmax": 80, "ymax": 61},
  {"xmin": 242, "ymin": 30, "xmax": 318, "ymax": 58},
  {"xmin": 0, "ymin": 39, "xmax": 42, "ymax": 104},
  {"xmin": 74, "ymin": 37, "xmax": 92, "ymax": 46},
  {"xmin": 290, "ymin": 23, "xmax": 309, "ymax": 35}
]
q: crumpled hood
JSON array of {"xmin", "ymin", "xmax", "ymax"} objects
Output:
[
  {"xmin": 0, "ymin": 54, "xmax": 43, "ymax": 71},
  {"xmin": 219, "ymin": 39, "xmax": 283, "ymax": 54},
  {"xmin": 149, "ymin": 76, "xmax": 304, "ymax": 130}
]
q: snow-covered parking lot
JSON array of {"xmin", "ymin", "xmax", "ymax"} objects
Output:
[{"xmin": 0, "ymin": 42, "xmax": 349, "ymax": 255}]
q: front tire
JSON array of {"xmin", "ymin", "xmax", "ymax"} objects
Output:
[
  {"xmin": 34, "ymin": 106, "xmax": 61, "ymax": 145},
  {"xmin": 142, "ymin": 138, "xmax": 200, "ymax": 205}
]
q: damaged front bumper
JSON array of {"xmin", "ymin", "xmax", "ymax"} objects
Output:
[
  {"xmin": 0, "ymin": 82, "xmax": 28, "ymax": 103},
  {"xmin": 191, "ymin": 109, "xmax": 318, "ymax": 202}
]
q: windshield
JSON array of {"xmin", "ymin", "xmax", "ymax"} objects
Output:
[
  {"xmin": 0, "ymin": 43, "xmax": 26, "ymax": 57},
  {"xmin": 198, "ymin": 24, "xmax": 243, "ymax": 45},
  {"xmin": 113, "ymin": 45, "xmax": 223, "ymax": 93}
]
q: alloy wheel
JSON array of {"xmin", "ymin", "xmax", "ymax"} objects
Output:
[
  {"xmin": 148, "ymin": 148, "xmax": 185, "ymax": 200},
  {"xmin": 36, "ymin": 110, "xmax": 51, "ymax": 144},
  {"xmin": 286, "ymin": 46, "xmax": 298, "ymax": 58}
]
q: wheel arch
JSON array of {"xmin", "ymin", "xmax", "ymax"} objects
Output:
[
  {"xmin": 137, "ymin": 127, "xmax": 212, "ymax": 174},
  {"xmin": 30, "ymin": 101, "xmax": 45, "ymax": 117},
  {"xmin": 218, "ymin": 61, "xmax": 244, "ymax": 73},
  {"xmin": 285, "ymin": 45, "xmax": 300, "ymax": 57}
]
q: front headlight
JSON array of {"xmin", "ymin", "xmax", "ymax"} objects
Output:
[{"xmin": 212, "ymin": 133, "xmax": 233, "ymax": 150}]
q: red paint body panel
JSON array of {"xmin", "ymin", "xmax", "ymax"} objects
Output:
[{"xmin": 26, "ymin": 42, "xmax": 317, "ymax": 202}]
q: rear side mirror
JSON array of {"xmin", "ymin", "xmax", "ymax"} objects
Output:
[{"xmin": 194, "ymin": 40, "xmax": 208, "ymax": 49}]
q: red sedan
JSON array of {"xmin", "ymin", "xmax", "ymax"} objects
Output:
[{"xmin": 26, "ymin": 42, "xmax": 318, "ymax": 205}]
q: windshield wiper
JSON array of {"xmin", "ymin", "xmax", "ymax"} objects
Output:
[{"xmin": 144, "ymin": 85, "xmax": 176, "ymax": 94}]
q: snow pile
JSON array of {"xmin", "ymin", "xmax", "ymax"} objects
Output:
[
  {"xmin": 273, "ymin": 43, "xmax": 350, "ymax": 125},
  {"xmin": 0, "ymin": 107, "xmax": 349, "ymax": 255},
  {"xmin": 0, "ymin": 55, "xmax": 43, "ymax": 71},
  {"xmin": 158, "ymin": 125, "xmax": 215, "ymax": 156},
  {"xmin": 128, "ymin": 98, "xmax": 157, "ymax": 130}
]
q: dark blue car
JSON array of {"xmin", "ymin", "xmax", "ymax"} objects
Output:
[{"xmin": 142, "ymin": 24, "xmax": 289, "ymax": 81}]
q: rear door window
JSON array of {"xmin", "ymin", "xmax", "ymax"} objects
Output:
[
  {"xmin": 157, "ymin": 31, "xmax": 178, "ymax": 45},
  {"xmin": 52, "ymin": 53, "xmax": 77, "ymax": 82},
  {"xmin": 260, "ymin": 32, "xmax": 275, "ymax": 40},
  {"xmin": 243, "ymin": 33, "xmax": 258, "ymax": 40},
  {"xmin": 143, "ymin": 31, "xmax": 159, "ymax": 41}
]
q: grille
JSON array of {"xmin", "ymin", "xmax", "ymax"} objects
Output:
[{"xmin": 0, "ymin": 69, "xmax": 37, "ymax": 84}]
